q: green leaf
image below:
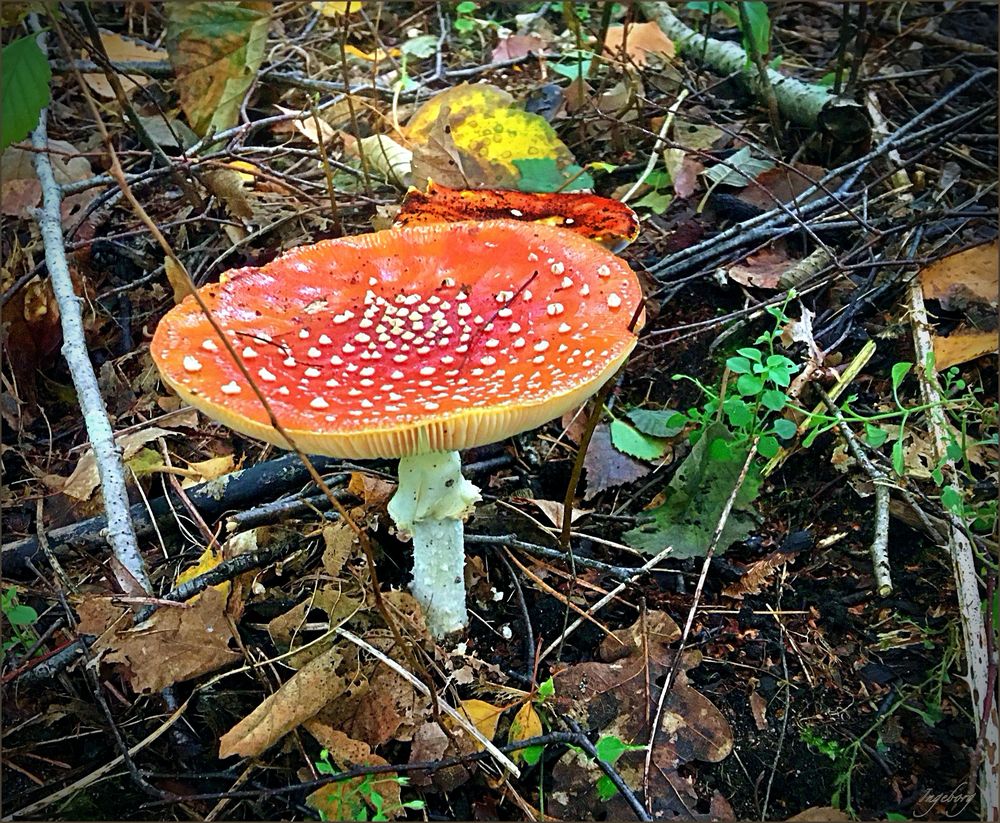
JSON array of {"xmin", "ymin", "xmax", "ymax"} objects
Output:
[
  {"xmin": 596, "ymin": 774, "xmax": 618, "ymax": 801},
  {"xmin": 401, "ymin": 34, "xmax": 440, "ymax": 58},
  {"xmin": 513, "ymin": 157, "xmax": 593, "ymax": 193},
  {"xmin": 610, "ymin": 419, "xmax": 670, "ymax": 461},
  {"xmin": 625, "ymin": 423, "xmax": 761, "ymax": 558},
  {"xmin": 633, "ymin": 189, "xmax": 672, "ymax": 214},
  {"xmin": 736, "ymin": 373, "xmax": 764, "ymax": 396},
  {"xmin": 703, "ymin": 146, "xmax": 775, "ymax": 187},
  {"xmin": 739, "ymin": 1, "xmax": 772, "ymax": 56},
  {"xmin": 891, "ymin": 361, "xmax": 912, "ymax": 393},
  {"xmin": 723, "ymin": 397, "xmax": 752, "ymax": 429},
  {"xmin": 940, "ymin": 486, "xmax": 964, "ymax": 514},
  {"xmin": 758, "ymin": 434, "xmax": 779, "ymax": 458},
  {"xmin": 1, "ymin": 34, "xmax": 51, "ymax": 152},
  {"xmin": 726, "ymin": 356, "xmax": 753, "ymax": 374},
  {"xmin": 892, "ymin": 438, "xmax": 905, "ymax": 476},
  {"xmin": 520, "ymin": 744, "xmax": 544, "ymax": 765},
  {"xmin": 536, "ymin": 676, "xmax": 555, "ymax": 700},
  {"xmin": 864, "ymin": 424, "xmax": 888, "ymax": 448},
  {"xmin": 736, "ymin": 347, "xmax": 762, "ymax": 362},
  {"xmin": 772, "ymin": 418, "xmax": 797, "ymax": 440},
  {"xmin": 166, "ymin": 1, "xmax": 271, "ymax": 136},
  {"xmin": 453, "ymin": 16, "xmax": 475, "ymax": 32},
  {"xmin": 595, "ymin": 735, "xmax": 628, "ymax": 764},
  {"xmin": 456, "ymin": 0, "xmax": 478, "ymax": 13},
  {"xmin": 627, "ymin": 408, "xmax": 686, "ymax": 438},
  {"xmin": 4, "ymin": 603, "xmax": 38, "ymax": 625},
  {"xmin": 760, "ymin": 389, "xmax": 787, "ymax": 412},
  {"xmin": 643, "ymin": 169, "xmax": 672, "ymax": 189},
  {"xmin": 588, "ymin": 161, "xmax": 618, "ymax": 173}
]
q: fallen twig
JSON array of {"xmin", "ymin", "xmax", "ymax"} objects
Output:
[
  {"xmin": 28, "ymin": 26, "xmax": 150, "ymax": 597},
  {"xmin": 907, "ymin": 279, "xmax": 999, "ymax": 819},
  {"xmin": 816, "ymin": 386, "xmax": 893, "ymax": 596}
]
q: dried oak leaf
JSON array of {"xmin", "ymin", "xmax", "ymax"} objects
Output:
[
  {"xmin": 602, "ymin": 21, "xmax": 676, "ymax": 66},
  {"xmin": 101, "ymin": 586, "xmax": 240, "ymax": 694},
  {"xmin": 219, "ymin": 647, "xmax": 347, "ymax": 759},
  {"xmin": 722, "ymin": 551, "xmax": 789, "ymax": 599}
]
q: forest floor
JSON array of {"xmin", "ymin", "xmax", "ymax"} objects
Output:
[{"xmin": 1, "ymin": 2, "xmax": 997, "ymax": 821}]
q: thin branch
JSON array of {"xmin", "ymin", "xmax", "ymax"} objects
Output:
[{"xmin": 28, "ymin": 24, "xmax": 150, "ymax": 597}]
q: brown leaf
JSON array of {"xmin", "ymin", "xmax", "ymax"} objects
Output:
[
  {"xmin": 919, "ymin": 241, "xmax": 998, "ymax": 310},
  {"xmin": 931, "ymin": 329, "xmax": 998, "ymax": 370},
  {"xmin": 583, "ymin": 424, "xmax": 653, "ymax": 500},
  {"xmin": 164, "ymin": 256, "xmax": 195, "ymax": 304},
  {"xmin": 727, "ymin": 246, "xmax": 793, "ymax": 289},
  {"xmin": 100, "ymin": 587, "xmax": 240, "ymax": 693},
  {"xmin": 749, "ymin": 689, "xmax": 768, "ymax": 731},
  {"xmin": 82, "ymin": 30, "xmax": 167, "ymax": 99},
  {"xmin": 738, "ymin": 162, "xmax": 830, "ymax": 212},
  {"xmin": 515, "ymin": 497, "xmax": 592, "ymax": 528},
  {"xmin": 603, "ymin": 22, "xmax": 675, "ymax": 67},
  {"xmin": 219, "ymin": 646, "xmax": 347, "ymax": 759},
  {"xmin": 63, "ymin": 426, "xmax": 178, "ymax": 501},
  {"xmin": 201, "ymin": 167, "xmax": 255, "ymax": 222},
  {"xmin": 347, "ymin": 472, "xmax": 397, "ymax": 511},
  {"xmin": 321, "ymin": 522, "xmax": 356, "ymax": 578},
  {"xmin": 722, "ymin": 551, "xmax": 788, "ymax": 599},
  {"xmin": 788, "ymin": 808, "xmax": 851, "ymax": 821},
  {"xmin": 491, "ymin": 33, "xmax": 547, "ymax": 63}
]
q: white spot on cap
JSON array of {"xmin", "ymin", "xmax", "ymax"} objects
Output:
[
  {"xmin": 310, "ymin": 397, "xmax": 329, "ymax": 410},
  {"xmin": 298, "ymin": 329, "xmax": 310, "ymax": 339},
  {"xmin": 510, "ymin": 208, "xmax": 523, "ymax": 217},
  {"xmin": 242, "ymin": 346, "xmax": 258, "ymax": 359},
  {"xmin": 391, "ymin": 370, "xmax": 404, "ymax": 379},
  {"xmin": 360, "ymin": 366, "xmax": 375, "ymax": 377},
  {"xmin": 581, "ymin": 283, "xmax": 591, "ymax": 296},
  {"xmin": 547, "ymin": 303, "xmax": 564, "ymax": 316},
  {"xmin": 420, "ymin": 366, "xmax": 436, "ymax": 376},
  {"xmin": 424, "ymin": 401, "xmax": 439, "ymax": 410},
  {"xmin": 558, "ymin": 323, "xmax": 572, "ymax": 333},
  {"xmin": 607, "ymin": 293, "xmax": 622, "ymax": 309},
  {"xmin": 551, "ymin": 261, "xmax": 565, "ymax": 275},
  {"xmin": 304, "ymin": 367, "xmax": 321, "ymax": 378},
  {"xmin": 278, "ymin": 386, "xmax": 290, "ymax": 395},
  {"xmin": 393, "ymin": 354, "xmax": 407, "ymax": 363},
  {"xmin": 201, "ymin": 339, "xmax": 218, "ymax": 352},
  {"xmin": 182, "ymin": 356, "xmax": 202, "ymax": 373},
  {"xmin": 527, "ymin": 252, "xmax": 538, "ymax": 262},
  {"xmin": 598, "ymin": 264, "xmax": 611, "ymax": 277},
  {"xmin": 307, "ymin": 347, "xmax": 321, "ymax": 358},
  {"xmin": 284, "ymin": 356, "xmax": 296, "ymax": 367},
  {"xmin": 221, "ymin": 381, "xmax": 240, "ymax": 395},
  {"xmin": 534, "ymin": 340, "xmax": 550, "ymax": 352},
  {"xmin": 513, "ymin": 337, "xmax": 526, "ymax": 348},
  {"xmin": 258, "ymin": 368, "xmax": 276, "ymax": 381}
]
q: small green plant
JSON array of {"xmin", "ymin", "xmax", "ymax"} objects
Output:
[
  {"xmin": 568, "ymin": 734, "xmax": 647, "ymax": 801},
  {"xmin": 452, "ymin": 1, "xmax": 498, "ymax": 36},
  {"xmin": 1, "ymin": 33, "xmax": 52, "ymax": 152},
  {"xmin": 686, "ymin": 1, "xmax": 773, "ymax": 62},
  {"xmin": 312, "ymin": 750, "xmax": 424, "ymax": 822},
  {"xmin": 2, "ymin": 586, "xmax": 39, "ymax": 655}
]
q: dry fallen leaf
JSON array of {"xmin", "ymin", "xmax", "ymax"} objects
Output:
[
  {"xmin": 583, "ymin": 423, "xmax": 653, "ymax": 499},
  {"xmin": 63, "ymin": 426, "xmax": 178, "ymax": 500},
  {"xmin": 180, "ymin": 454, "xmax": 236, "ymax": 488},
  {"xmin": 919, "ymin": 240, "xmax": 998, "ymax": 310},
  {"xmin": 100, "ymin": 586, "xmax": 240, "ymax": 694},
  {"xmin": 749, "ymin": 689, "xmax": 769, "ymax": 731},
  {"xmin": 603, "ymin": 21, "xmax": 676, "ymax": 67},
  {"xmin": 275, "ymin": 104, "xmax": 338, "ymax": 146},
  {"xmin": 82, "ymin": 30, "xmax": 167, "ymax": 99},
  {"xmin": 931, "ymin": 329, "xmax": 998, "ymax": 370},
  {"xmin": 728, "ymin": 246, "xmax": 793, "ymax": 289},
  {"xmin": 508, "ymin": 702, "xmax": 543, "ymax": 760},
  {"xmin": 722, "ymin": 551, "xmax": 788, "ymax": 599},
  {"xmin": 219, "ymin": 646, "xmax": 348, "ymax": 759},
  {"xmin": 321, "ymin": 522, "xmax": 356, "ymax": 578},
  {"xmin": 516, "ymin": 497, "xmax": 592, "ymax": 528}
]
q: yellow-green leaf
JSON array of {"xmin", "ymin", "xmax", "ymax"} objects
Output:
[
  {"xmin": 166, "ymin": 1, "xmax": 271, "ymax": 136},
  {"xmin": 508, "ymin": 702, "xmax": 543, "ymax": 761}
]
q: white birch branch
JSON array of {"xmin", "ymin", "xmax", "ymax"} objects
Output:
[
  {"xmin": 30, "ymin": 29, "xmax": 151, "ymax": 596},
  {"xmin": 639, "ymin": 2, "xmax": 870, "ymax": 143},
  {"xmin": 908, "ymin": 280, "xmax": 998, "ymax": 820}
]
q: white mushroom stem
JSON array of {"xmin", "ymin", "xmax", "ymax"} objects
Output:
[{"xmin": 387, "ymin": 451, "xmax": 481, "ymax": 638}]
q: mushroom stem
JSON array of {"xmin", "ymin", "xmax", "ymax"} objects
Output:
[{"xmin": 387, "ymin": 451, "xmax": 481, "ymax": 638}]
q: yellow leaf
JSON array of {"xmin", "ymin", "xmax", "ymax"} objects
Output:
[
  {"xmin": 174, "ymin": 544, "xmax": 230, "ymax": 599},
  {"xmin": 164, "ymin": 256, "xmax": 194, "ymax": 304},
  {"xmin": 226, "ymin": 160, "xmax": 259, "ymax": 183},
  {"xmin": 404, "ymin": 83, "xmax": 579, "ymax": 189},
  {"xmin": 275, "ymin": 105, "xmax": 337, "ymax": 146},
  {"xmin": 932, "ymin": 330, "xmax": 998, "ymax": 370},
  {"xmin": 343, "ymin": 43, "xmax": 399, "ymax": 62},
  {"xmin": 311, "ymin": 0, "xmax": 362, "ymax": 16},
  {"xmin": 507, "ymin": 702, "xmax": 543, "ymax": 760},
  {"xmin": 83, "ymin": 30, "xmax": 168, "ymax": 99},
  {"xmin": 451, "ymin": 699, "xmax": 503, "ymax": 748},
  {"xmin": 181, "ymin": 454, "xmax": 236, "ymax": 488},
  {"xmin": 405, "ymin": 83, "xmax": 514, "ymax": 141}
]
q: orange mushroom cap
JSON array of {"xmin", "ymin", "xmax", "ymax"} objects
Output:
[
  {"xmin": 152, "ymin": 220, "xmax": 644, "ymax": 459},
  {"xmin": 394, "ymin": 182, "xmax": 640, "ymax": 250}
]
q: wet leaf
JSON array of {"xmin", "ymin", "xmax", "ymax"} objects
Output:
[
  {"xmin": 219, "ymin": 646, "xmax": 347, "ymax": 758},
  {"xmin": 453, "ymin": 699, "xmax": 503, "ymax": 746},
  {"xmin": 727, "ymin": 246, "xmax": 792, "ymax": 289},
  {"xmin": 63, "ymin": 426, "xmax": 178, "ymax": 501},
  {"xmin": 166, "ymin": 1, "xmax": 271, "ymax": 136},
  {"xmin": 624, "ymin": 423, "xmax": 761, "ymax": 558}
]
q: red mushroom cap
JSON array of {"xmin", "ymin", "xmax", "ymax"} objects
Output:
[{"xmin": 151, "ymin": 220, "xmax": 644, "ymax": 459}]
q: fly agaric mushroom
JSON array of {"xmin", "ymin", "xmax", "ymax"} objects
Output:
[{"xmin": 151, "ymin": 220, "xmax": 644, "ymax": 637}]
